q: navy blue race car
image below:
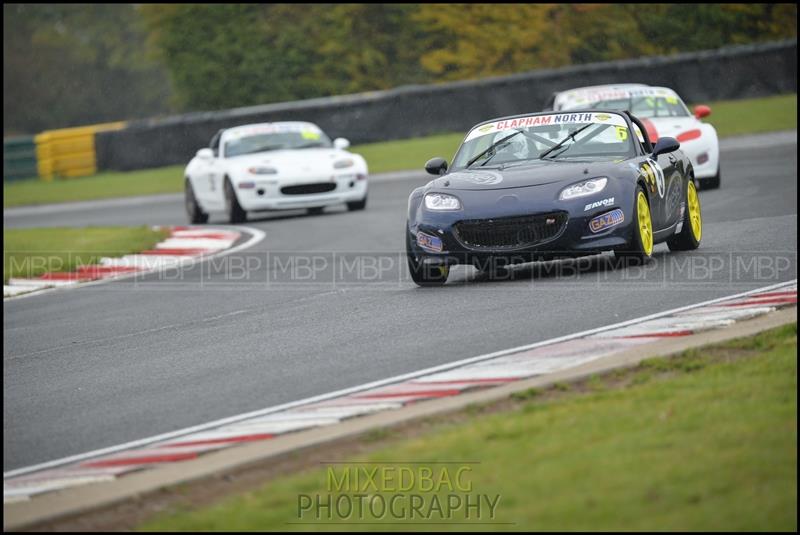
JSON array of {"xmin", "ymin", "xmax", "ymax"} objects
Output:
[{"xmin": 406, "ymin": 110, "xmax": 703, "ymax": 286}]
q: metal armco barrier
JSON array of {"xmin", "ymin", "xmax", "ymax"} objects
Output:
[
  {"xmin": 36, "ymin": 122, "xmax": 125, "ymax": 180},
  {"xmin": 96, "ymin": 40, "xmax": 797, "ymax": 172},
  {"xmin": 3, "ymin": 136, "xmax": 37, "ymax": 181}
]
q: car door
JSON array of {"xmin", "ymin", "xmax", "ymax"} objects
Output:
[
  {"xmin": 653, "ymin": 149, "xmax": 683, "ymax": 230},
  {"xmin": 630, "ymin": 120, "xmax": 677, "ymax": 231}
]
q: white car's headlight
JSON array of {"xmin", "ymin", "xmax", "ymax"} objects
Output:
[
  {"xmin": 424, "ymin": 193, "xmax": 462, "ymax": 211},
  {"xmin": 248, "ymin": 166, "xmax": 278, "ymax": 175},
  {"xmin": 559, "ymin": 177, "xmax": 608, "ymax": 200},
  {"xmin": 333, "ymin": 159, "xmax": 354, "ymax": 169}
]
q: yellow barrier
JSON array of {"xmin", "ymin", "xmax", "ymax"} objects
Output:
[{"xmin": 35, "ymin": 121, "xmax": 126, "ymax": 181}]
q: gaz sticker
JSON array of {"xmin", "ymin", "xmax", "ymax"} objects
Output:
[{"xmin": 589, "ymin": 209, "xmax": 625, "ymax": 233}]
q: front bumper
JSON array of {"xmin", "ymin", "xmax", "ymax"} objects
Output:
[
  {"xmin": 408, "ymin": 206, "xmax": 633, "ymax": 267},
  {"xmin": 236, "ymin": 175, "xmax": 367, "ymax": 211}
]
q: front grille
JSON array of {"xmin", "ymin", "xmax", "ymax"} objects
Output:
[
  {"xmin": 454, "ymin": 212, "xmax": 568, "ymax": 250},
  {"xmin": 281, "ymin": 182, "xmax": 336, "ymax": 195}
]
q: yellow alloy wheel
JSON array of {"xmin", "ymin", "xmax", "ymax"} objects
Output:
[
  {"xmin": 687, "ymin": 180, "xmax": 702, "ymax": 241},
  {"xmin": 637, "ymin": 191, "xmax": 653, "ymax": 256}
]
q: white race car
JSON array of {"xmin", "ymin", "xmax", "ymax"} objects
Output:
[
  {"xmin": 184, "ymin": 121, "xmax": 368, "ymax": 223},
  {"xmin": 545, "ymin": 84, "xmax": 721, "ymax": 189}
]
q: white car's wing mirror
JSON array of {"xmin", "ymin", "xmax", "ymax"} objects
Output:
[
  {"xmin": 333, "ymin": 138, "xmax": 350, "ymax": 150},
  {"xmin": 196, "ymin": 148, "xmax": 214, "ymax": 159}
]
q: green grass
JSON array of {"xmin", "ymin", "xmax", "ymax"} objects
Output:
[
  {"xmin": 4, "ymin": 93, "xmax": 796, "ymax": 208},
  {"xmin": 696, "ymin": 93, "xmax": 797, "ymax": 138},
  {"xmin": 141, "ymin": 324, "xmax": 797, "ymax": 531},
  {"xmin": 354, "ymin": 131, "xmax": 464, "ymax": 174},
  {"xmin": 3, "ymin": 226, "xmax": 170, "ymax": 283},
  {"xmin": 3, "ymin": 165, "xmax": 185, "ymax": 208}
]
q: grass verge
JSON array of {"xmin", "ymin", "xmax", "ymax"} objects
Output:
[
  {"xmin": 139, "ymin": 323, "xmax": 797, "ymax": 531},
  {"xmin": 3, "ymin": 226, "xmax": 170, "ymax": 283},
  {"xmin": 4, "ymin": 93, "xmax": 796, "ymax": 208}
]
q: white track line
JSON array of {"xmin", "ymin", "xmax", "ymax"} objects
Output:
[
  {"xmin": 5, "ymin": 278, "xmax": 795, "ymax": 480},
  {"xmin": 3, "ymin": 225, "xmax": 266, "ymax": 302}
]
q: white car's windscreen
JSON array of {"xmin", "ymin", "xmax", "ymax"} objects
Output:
[
  {"xmin": 575, "ymin": 96, "xmax": 691, "ymax": 118},
  {"xmin": 224, "ymin": 127, "xmax": 332, "ymax": 157}
]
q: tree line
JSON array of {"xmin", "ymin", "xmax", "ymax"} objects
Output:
[{"xmin": 4, "ymin": 3, "xmax": 796, "ymax": 134}]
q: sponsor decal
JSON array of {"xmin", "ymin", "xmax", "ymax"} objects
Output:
[
  {"xmin": 228, "ymin": 123, "xmax": 322, "ymax": 139},
  {"xmin": 615, "ymin": 126, "xmax": 628, "ymax": 141},
  {"xmin": 589, "ymin": 208, "xmax": 625, "ymax": 233},
  {"xmin": 635, "ymin": 159, "xmax": 665, "ymax": 199},
  {"xmin": 559, "ymin": 87, "xmax": 681, "ymax": 110},
  {"xmin": 675, "ymin": 201, "xmax": 686, "ymax": 233},
  {"xmin": 417, "ymin": 232, "xmax": 444, "ymax": 253},
  {"xmin": 584, "ymin": 197, "xmax": 615, "ymax": 211},
  {"xmin": 632, "ymin": 124, "xmax": 645, "ymax": 143},
  {"xmin": 644, "ymin": 158, "xmax": 666, "ymax": 198},
  {"xmin": 451, "ymin": 171, "xmax": 503, "ymax": 186},
  {"xmin": 465, "ymin": 113, "xmax": 626, "ymax": 141}
]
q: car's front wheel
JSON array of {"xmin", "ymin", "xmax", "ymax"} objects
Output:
[
  {"xmin": 347, "ymin": 194, "xmax": 368, "ymax": 211},
  {"xmin": 185, "ymin": 178, "xmax": 209, "ymax": 224},
  {"xmin": 667, "ymin": 179, "xmax": 702, "ymax": 251},
  {"xmin": 224, "ymin": 178, "xmax": 247, "ymax": 224},
  {"xmin": 615, "ymin": 184, "xmax": 654, "ymax": 264},
  {"xmin": 406, "ymin": 232, "xmax": 449, "ymax": 286}
]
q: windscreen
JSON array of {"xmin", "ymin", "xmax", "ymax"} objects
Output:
[
  {"xmin": 224, "ymin": 124, "xmax": 332, "ymax": 157},
  {"xmin": 452, "ymin": 112, "xmax": 636, "ymax": 169},
  {"xmin": 561, "ymin": 88, "xmax": 690, "ymax": 118}
]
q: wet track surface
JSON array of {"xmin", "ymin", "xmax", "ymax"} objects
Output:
[{"xmin": 3, "ymin": 134, "xmax": 797, "ymax": 470}]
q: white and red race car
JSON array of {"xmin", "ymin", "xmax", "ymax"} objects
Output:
[
  {"xmin": 545, "ymin": 84, "xmax": 720, "ymax": 189},
  {"xmin": 184, "ymin": 121, "xmax": 369, "ymax": 223}
]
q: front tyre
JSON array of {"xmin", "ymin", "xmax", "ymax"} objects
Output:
[
  {"xmin": 224, "ymin": 178, "xmax": 247, "ymax": 224},
  {"xmin": 185, "ymin": 178, "xmax": 209, "ymax": 224},
  {"xmin": 347, "ymin": 194, "xmax": 367, "ymax": 211},
  {"xmin": 615, "ymin": 185, "xmax": 654, "ymax": 264},
  {"xmin": 406, "ymin": 231, "xmax": 449, "ymax": 286},
  {"xmin": 667, "ymin": 179, "xmax": 702, "ymax": 251}
]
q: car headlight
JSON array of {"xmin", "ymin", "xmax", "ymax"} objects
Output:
[
  {"xmin": 333, "ymin": 159, "xmax": 354, "ymax": 169},
  {"xmin": 424, "ymin": 193, "xmax": 462, "ymax": 211},
  {"xmin": 248, "ymin": 166, "xmax": 278, "ymax": 175},
  {"xmin": 559, "ymin": 177, "xmax": 608, "ymax": 200}
]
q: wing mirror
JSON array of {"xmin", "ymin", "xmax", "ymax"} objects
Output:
[
  {"xmin": 652, "ymin": 137, "xmax": 680, "ymax": 158},
  {"xmin": 333, "ymin": 138, "xmax": 350, "ymax": 150},
  {"xmin": 694, "ymin": 105, "xmax": 711, "ymax": 119},
  {"xmin": 425, "ymin": 157, "xmax": 449, "ymax": 176},
  {"xmin": 196, "ymin": 148, "xmax": 214, "ymax": 160}
]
